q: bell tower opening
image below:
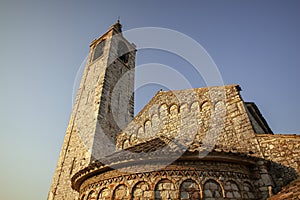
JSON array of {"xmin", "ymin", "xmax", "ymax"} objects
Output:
[
  {"xmin": 118, "ymin": 41, "xmax": 130, "ymax": 64},
  {"xmin": 91, "ymin": 39, "xmax": 106, "ymax": 62}
]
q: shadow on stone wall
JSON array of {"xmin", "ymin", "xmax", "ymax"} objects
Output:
[{"xmin": 268, "ymin": 161, "xmax": 298, "ymax": 194}]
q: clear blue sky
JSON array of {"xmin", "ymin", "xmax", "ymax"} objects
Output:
[{"xmin": 0, "ymin": 0, "xmax": 299, "ymax": 199}]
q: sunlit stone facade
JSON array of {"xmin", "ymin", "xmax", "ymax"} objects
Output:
[{"xmin": 48, "ymin": 22, "xmax": 300, "ymax": 200}]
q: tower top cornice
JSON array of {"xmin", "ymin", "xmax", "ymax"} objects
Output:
[
  {"xmin": 90, "ymin": 20, "xmax": 123, "ymax": 47},
  {"xmin": 110, "ymin": 19, "xmax": 122, "ymax": 33}
]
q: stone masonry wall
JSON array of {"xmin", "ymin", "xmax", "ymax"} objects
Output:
[
  {"xmin": 256, "ymin": 134, "xmax": 300, "ymax": 193},
  {"xmin": 92, "ymin": 33, "xmax": 136, "ymax": 160},
  {"xmin": 48, "ymin": 24, "xmax": 135, "ymax": 200},
  {"xmin": 116, "ymin": 85, "xmax": 262, "ymax": 157},
  {"xmin": 48, "ymin": 31, "xmax": 112, "ymax": 200},
  {"xmin": 78, "ymin": 160, "xmax": 258, "ymax": 200}
]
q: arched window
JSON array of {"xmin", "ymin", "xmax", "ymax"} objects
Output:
[
  {"xmin": 224, "ymin": 181, "xmax": 241, "ymax": 199},
  {"xmin": 203, "ymin": 179, "xmax": 223, "ymax": 199},
  {"xmin": 180, "ymin": 179, "xmax": 200, "ymax": 200},
  {"xmin": 155, "ymin": 179, "xmax": 176, "ymax": 200},
  {"xmin": 113, "ymin": 184, "xmax": 129, "ymax": 200},
  {"xmin": 132, "ymin": 181, "xmax": 151, "ymax": 199},
  {"xmin": 98, "ymin": 188, "xmax": 110, "ymax": 200}
]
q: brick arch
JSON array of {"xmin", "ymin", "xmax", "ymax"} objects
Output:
[
  {"xmin": 154, "ymin": 178, "xmax": 177, "ymax": 200},
  {"xmin": 137, "ymin": 126, "xmax": 144, "ymax": 139},
  {"xmin": 97, "ymin": 187, "xmax": 111, "ymax": 200},
  {"xmin": 129, "ymin": 133, "xmax": 137, "ymax": 143},
  {"xmin": 112, "ymin": 184, "xmax": 130, "ymax": 200},
  {"xmin": 151, "ymin": 113, "xmax": 159, "ymax": 121},
  {"xmin": 143, "ymin": 119, "xmax": 152, "ymax": 127},
  {"xmin": 200, "ymin": 101, "xmax": 210, "ymax": 110},
  {"xmin": 223, "ymin": 178, "xmax": 242, "ymax": 187},
  {"xmin": 131, "ymin": 181, "xmax": 151, "ymax": 199},
  {"xmin": 179, "ymin": 178, "xmax": 201, "ymax": 200},
  {"xmin": 224, "ymin": 180, "xmax": 242, "ymax": 199},
  {"xmin": 153, "ymin": 177, "xmax": 177, "ymax": 187},
  {"xmin": 213, "ymin": 101, "xmax": 226, "ymax": 119},
  {"xmin": 242, "ymin": 181, "xmax": 256, "ymax": 199},
  {"xmin": 158, "ymin": 103, "xmax": 168, "ymax": 118},
  {"xmin": 178, "ymin": 177, "xmax": 202, "ymax": 190},
  {"xmin": 169, "ymin": 104, "xmax": 179, "ymax": 114},
  {"xmin": 86, "ymin": 190, "xmax": 97, "ymax": 200},
  {"xmin": 213, "ymin": 100, "xmax": 225, "ymax": 109},
  {"xmin": 179, "ymin": 103, "xmax": 189, "ymax": 113},
  {"xmin": 144, "ymin": 120, "xmax": 152, "ymax": 138},
  {"xmin": 189, "ymin": 101, "xmax": 200, "ymax": 112},
  {"xmin": 203, "ymin": 179, "xmax": 224, "ymax": 199}
]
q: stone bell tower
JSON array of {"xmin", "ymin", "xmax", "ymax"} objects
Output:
[{"xmin": 48, "ymin": 21, "xmax": 136, "ymax": 200}]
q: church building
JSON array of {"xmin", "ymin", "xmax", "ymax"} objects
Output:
[{"xmin": 48, "ymin": 22, "xmax": 300, "ymax": 200}]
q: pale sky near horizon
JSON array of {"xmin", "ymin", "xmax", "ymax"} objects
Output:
[{"xmin": 0, "ymin": 0, "xmax": 299, "ymax": 199}]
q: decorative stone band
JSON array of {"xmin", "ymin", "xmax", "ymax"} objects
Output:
[
  {"xmin": 71, "ymin": 135, "xmax": 259, "ymax": 191},
  {"xmin": 71, "ymin": 149, "xmax": 259, "ymax": 188},
  {"xmin": 73, "ymin": 151, "xmax": 260, "ymax": 200}
]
